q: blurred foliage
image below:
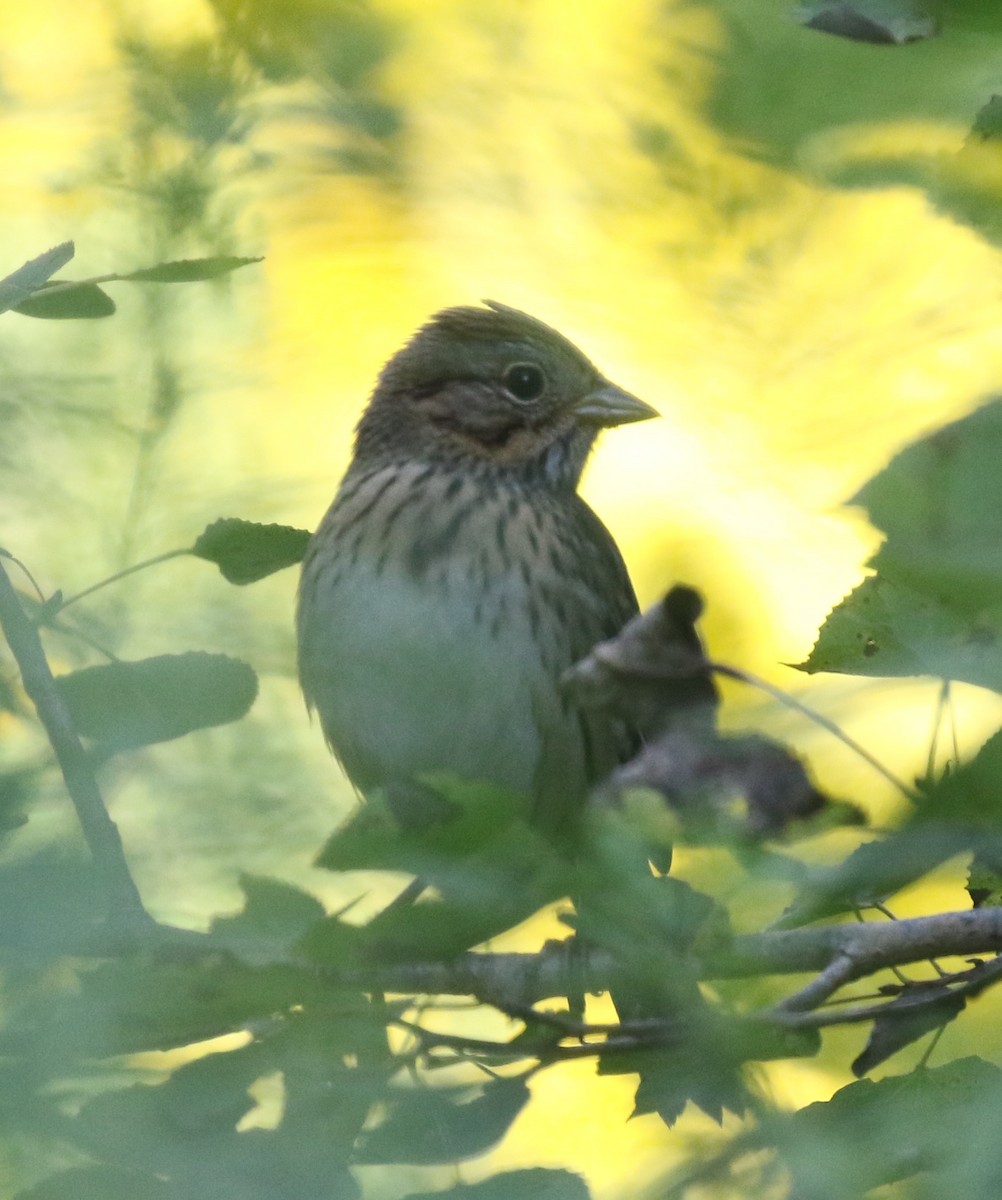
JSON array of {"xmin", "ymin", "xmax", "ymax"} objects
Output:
[{"xmin": 6, "ymin": 0, "xmax": 1002, "ymax": 1198}]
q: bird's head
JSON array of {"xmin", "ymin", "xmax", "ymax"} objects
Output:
[{"xmin": 352, "ymin": 301, "xmax": 657, "ymax": 487}]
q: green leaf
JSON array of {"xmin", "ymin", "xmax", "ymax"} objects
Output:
[
  {"xmin": 70, "ymin": 1048, "xmax": 264, "ymax": 1183},
  {"xmin": 800, "ymin": 574, "xmax": 1002, "ymax": 691},
  {"xmin": 919, "ymin": 726, "xmax": 1002, "ymax": 830},
  {"xmin": 317, "ymin": 778, "xmax": 570, "ymax": 956},
  {"xmin": 773, "ymin": 823, "xmax": 970, "ymax": 928},
  {"xmin": 48, "ymin": 958, "xmax": 322, "ymax": 1057},
  {"xmin": 780, "ymin": 1058, "xmax": 1002, "ymax": 1199},
  {"xmin": 0, "ymin": 763, "xmax": 39, "ymax": 831},
  {"xmin": 855, "ymin": 397, "xmax": 1002, "ymax": 612},
  {"xmin": 119, "ymin": 255, "xmax": 262, "ymax": 283},
  {"xmin": 795, "ymin": 0, "xmax": 936, "ymax": 44},
  {"xmin": 354, "ymin": 1077, "xmax": 530, "ymax": 1165},
  {"xmin": 401, "ymin": 1169, "xmax": 591, "ymax": 1200},
  {"xmin": 316, "ymin": 777, "xmax": 525, "ymax": 873},
  {"xmin": 192, "ymin": 518, "xmax": 311, "ymax": 584},
  {"xmin": 626, "ymin": 1047, "xmax": 749, "ymax": 1127},
  {"xmin": 782, "ymin": 730, "xmax": 1002, "ymax": 924},
  {"xmin": 967, "ymin": 850, "xmax": 1002, "ymax": 907},
  {"xmin": 15, "ymin": 1165, "xmax": 169, "ymax": 1200},
  {"xmin": 0, "ymin": 850, "xmax": 106, "ymax": 962},
  {"xmin": 970, "ymin": 94, "xmax": 1002, "ymax": 142},
  {"xmin": 0, "ymin": 242, "xmax": 74, "ymax": 315},
  {"xmin": 210, "ymin": 875, "xmax": 327, "ymax": 965},
  {"xmin": 12, "ymin": 281, "xmax": 116, "ymax": 319},
  {"xmin": 56, "ymin": 652, "xmax": 258, "ymax": 750},
  {"xmin": 851, "ymin": 984, "xmax": 964, "ymax": 1076},
  {"xmin": 259, "ymin": 1011, "xmax": 394, "ymax": 1184}
]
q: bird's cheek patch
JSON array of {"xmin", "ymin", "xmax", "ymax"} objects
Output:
[{"xmin": 422, "ymin": 397, "xmax": 532, "ymax": 456}]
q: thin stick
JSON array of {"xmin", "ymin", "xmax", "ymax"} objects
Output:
[
  {"xmin": 709, "ymin": 660, "xmax": 916, "ymax": 800},
  {"xmin": 55, "ymin": 547, "xmax": 191, "ymax": 613},
  {"xmin": 0, "ymin": 562, "xmax": 150, "ymax": 928}
]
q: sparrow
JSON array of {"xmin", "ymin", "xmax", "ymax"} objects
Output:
[{"xmin": 296, "ymin": 301, "xmax": 658, "ymax": 835}]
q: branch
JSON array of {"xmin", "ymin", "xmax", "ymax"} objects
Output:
[
  {"xmin": 346, "ymin": 908, "xmax": 1002, "ymax": 1010},
  {"xmin": 0, "ymin": 559, "xmax": 151, "ymax": 930},
  {"xmin": 722, "ymin": 908, "xmax": 1002, "ymax": 981}
]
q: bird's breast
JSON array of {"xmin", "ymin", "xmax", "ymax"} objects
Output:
[{"xmin": 297, "ymin": 463, "xmax": 588, "ymax": 797}]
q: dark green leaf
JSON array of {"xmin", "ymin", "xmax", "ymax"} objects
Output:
[
  {"xmin": 192, "ymin": 518, "xmax": 311, "ymax": 584},
  {"xmin": 0, "ymin": 242, "xmax": 73, "ymax": 315},
  {"xmin": 366, "ymin": 894, "xmax": 543, "ymax": 965},
  {"xmin": 781, "ymin": 1058, "xmax": 1002, "ymax": 1199},
  {"xmin": 0, "ymin": 850, "xmax": 105, "ymax": 961},
  {"xmin": 0, "ymin": 764, "xmax": 39, "ymax": 832},
  {"xmin": 12, "ymin": 281, "xmax": 116, "ymax": 319},
  {"xmin": 627, "ymin": 1046, "xmax": 749, "ymax": 1127},
  {"xmin": 970, "ymin": 94, "xmax": 1002, "ymax": 142},
  {"xmin": 119, "ymin": 255, "xmax": 262, "ymax": 282},
  {"xmin": 318, "ymin": 778, "xmax": 570, "ymax": 956},
  {"xmin": 354, "ymin": 1078, "xmax": 530, "ymax": 1165},
  {"xmin": 795, "ymin": 0, "xmax": 936, "ymax": 44},
  {"xmin": 319, "ymin": 776, "xmax": 545, "ymax": 875},
  {"xmin": 774, "ymin": 823, "xmax": 971, "ymax": 928},
  {"xmin": 918, "ymin": 726, "xmax": 1002, "ymax": 830},
  {"xmin": 210, "ymin": 875, "xmax": 327, "ymax": 965},
  {"xmin": 401, "ymin": 1169, "xmax": 591, "ymax": 1200},
  {"xmin": 46, "ymin": 958, "xmax": 321, "ymax": 1057},
  {"xmin": 967, "ymin": 850, "xmax": 1002, "ymax": 907},
  {"xmin": 56, "ymin": 652, "xmax": 257, "ymax": 750},
  {"xmin": 69, "ymin": 1048, "xmax": 273, "ymax": 1191},
  {"xmin": 15, "ymin": 1165, "xmax": 169, "ymax": 1200},
  {"xmin": 852, "ymin": 984, "xmax": 964, "ymax": 1076},
  {"xmin": 259, "ymin": 1011, "xmax": 394, "ymax": 1184}
]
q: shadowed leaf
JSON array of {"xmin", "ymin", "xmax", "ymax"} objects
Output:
[
  {"xmin": 795, "ymin": 0, "xmax": 936, "ymax": 44},
  {"xmin": 781, "ymin": 1058, "xmax": 1002, "ymax": 1198},
  {"xmin": 210, "ymin": 875, "xmax": 326, "ymax": 965},
  {"xmin": 0, "ymin": 242, "xmax": 74, "ymax": 315},
  {"xmin": 852, "ymin": 985, "xmax": 964, "ymax": 1076},
  {"xmin": 774, "ymin": 823, "xmax": 971, "ymax": 928},
  {"xmin": 120, "ymin": 255, "xmax": 262, "ymax": 282},
  {"xmin": 56, "ymin": 653, "xmax": 257, "ymax": 750},
  {"xmin": 193, "ymin": 518, "xmax": 311, "ymax": 584},
  {"xmin": 354, "ymin": 1078, "xmax": 530, "ymax": 1165},
  {"xmin": 14, "ymin": 1165, "xmax": 169, "ymax": 1200},
  {"xmin": 400, "ymin": 1169, "xmax": 590, "ymax": 1200},
  {"xmin": 12, "ymin": 281, "xmax": 116, "ymax": 320}
]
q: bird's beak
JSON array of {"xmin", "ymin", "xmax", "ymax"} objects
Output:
[{"xmin": 575, "ymin": 382, "xmax": 659, "ymax": 428}]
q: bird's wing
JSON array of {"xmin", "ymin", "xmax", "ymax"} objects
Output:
[{"xmin": 529, "ymin": 498, "xmax": 641, "ymax": 833}]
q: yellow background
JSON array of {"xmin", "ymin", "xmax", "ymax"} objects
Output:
[{"xmin": 4, "ymin": 1, "xmax": 1002, "ymax": 1195}]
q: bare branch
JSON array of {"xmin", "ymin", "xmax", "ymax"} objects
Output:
[
  {"xmin": 771, "ymin": 953, "xmax": 857, "ymax": 1013},
  {"xmin": 350, "ymin": 908, "xmax": 1002, "ymax": 1011},
  {"xmin": 0, "ymin": 560, "xmax": 150, "ymax": 930},
  {"xmin": 723, "ymin": 909, "xmax": 1002, "ymax": 980}
]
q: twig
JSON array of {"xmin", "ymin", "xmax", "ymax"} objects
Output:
[
  {"xmin": 708, "ymin": 660, "xmax": 915, "ymax": 801},
  {"xmin": 0, "ymin": 562, "xmax": 151, "ymax": 930},
  {"xmin": 53, "ymin": 547, "xmax": 191, "ymax": 614},
  {"xmin": 771, "ymin": 953, "xmax": 857, "ymax": 1013},
  {"xmin": 393, "ymin": 1015, "xmax": 678, "ymax": 1061},
  {"xmin": 761, "ymin": 959, "xmax": 1002, "ymax": 1031}
]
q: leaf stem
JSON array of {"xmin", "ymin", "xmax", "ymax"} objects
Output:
[
  {"xmin": 709, "ymin": 660, "xmax": 916, "ymax": 801},
  {"xmin": 54, "ymin": 547, "xmax": 192, "ymax": 614}
]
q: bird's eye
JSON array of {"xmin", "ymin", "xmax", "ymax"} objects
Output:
[{"xmin": 503, "ymin": 362, "xmax": 546, "ymax": 403}]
